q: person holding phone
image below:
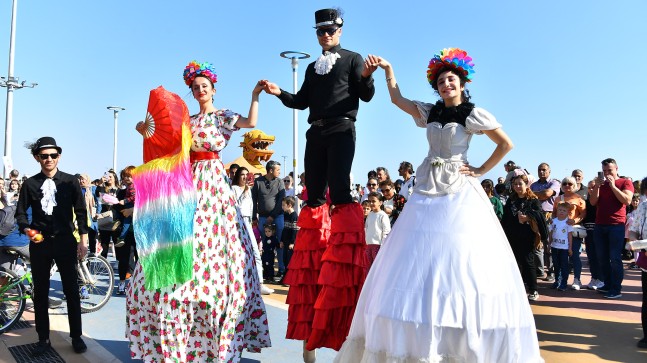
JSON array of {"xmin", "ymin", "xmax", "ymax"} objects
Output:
[
  {"xmin": 589, "ymin": 158, "xmax": 634, "ymax": 299},
  {"xmin": 232, "ymin": 167, "xmax": 273, "ymax": 295}
]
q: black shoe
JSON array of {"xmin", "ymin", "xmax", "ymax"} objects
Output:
[
  {"xmin": 32, "ymin": 339, "xmax": 51, "ymax": 356},
  {"xmin": 597, "ymin": 285, "xmax": 610, "ymax": 293},
  {"xmin": 638, "ymin": 338, "xmax": 647, "ymax": 349},
  {"xmin": 72, "ymin": 337, "xmax": 87, "ymax": 353}
]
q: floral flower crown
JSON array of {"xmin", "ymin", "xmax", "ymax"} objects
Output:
[
  {"xmin": 183, "ymin": 61, "xmax": 218, "ymax": 87},
  {"xmin": 426, "ymin": 48, "xmax": 475, "ymax": 86}
]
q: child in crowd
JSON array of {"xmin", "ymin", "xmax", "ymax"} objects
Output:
[
  {"xmin": 116, "ymin": 166, "xmax": 136, "ymax": 248},
  {"xmin": 365, "ymin": 192, "xmax": 391, "ymax": 272},
  {"xmin": 550, "ymin": 202, "xmax": 573, "ymax": 290},
  {"xmin": 280, "ymin": 196, "xmax": 299, "ymax": 285},
  {"xmin": 261, "ymin": 223, "xmax": 279, "ymax": 282},
  {"xmin": 361, "ymin": 200, "xmax": 371, "ymax": 222},
  {"xmin": 494, "ymin": 182, "xmax": 508, "ymax": 206},
  {"xmin": 481, "ymin": 179, "xmax": 503, "ymax": 220}
]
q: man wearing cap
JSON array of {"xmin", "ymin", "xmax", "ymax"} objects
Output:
[
  {"xmin": 261, "ymin": 7, "xmax": 376, "ymax": 359},
  {"xmin": 15, "ymin": 137, "xmax": 89, "ymax": 356}
]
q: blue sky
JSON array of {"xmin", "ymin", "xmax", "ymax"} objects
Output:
[{"xmin": 1, "ymin": 1, "xmax": 645, "ymax": 186}]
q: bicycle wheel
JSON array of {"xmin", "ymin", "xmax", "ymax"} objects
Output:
[
  {"xmin": 78, "ymin": 255, "xmax": 115, "ymax": 313},
  {"xmin": 0, "ymin": 269, "xmax": 26, "ymax": 334}
]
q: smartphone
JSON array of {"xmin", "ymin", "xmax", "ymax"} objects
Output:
[
  {"xmin": 597, "ymin": 172, "xmax": 603, "ymax": 179},
  {"xmin": 246, "ymin": 173, "xmax": 255, "ymax": 184}
]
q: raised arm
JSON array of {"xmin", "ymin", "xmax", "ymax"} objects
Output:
[
  {"xmin": 263, "ymin": 77, "xmax": 310, "ymax": 110},
  {"xmin": 365, "ymin": 55, "xmax": 422, "ymax": 119},
  {"xmin": 235, "ymin": 81, "xmax": 264, "ymax": 129}
]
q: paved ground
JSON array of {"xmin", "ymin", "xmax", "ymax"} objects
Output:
[{"xmin": 1, "ymin": 253, "xmax": 646, "ymax": 362}]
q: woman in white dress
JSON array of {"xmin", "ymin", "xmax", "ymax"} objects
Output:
[{"xmin": 335, "ymin": 49, "xmax": 543, "ymax": 362}]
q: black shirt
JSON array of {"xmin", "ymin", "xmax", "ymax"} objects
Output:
[
  {"xmin": 281, "ymin": 210, "xmax": 298, "ymax": 245},
  {"xmin": 16, "ymin": 170, "xmax": 88, "ymax": 236},
  {"xmin": 277, "ymin": 44, "xmax": 375, "ymax": 123}
]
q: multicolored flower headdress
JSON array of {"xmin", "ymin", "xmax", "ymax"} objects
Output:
[
  {"xmin": 183, "ymin": 61, "xmax": 218, "ymax": 87},
  {"xmin": 426, "ymin": 48, "xmax": 475, "ymax": 86}
]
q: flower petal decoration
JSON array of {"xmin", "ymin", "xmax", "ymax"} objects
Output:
[
  {"xmin": 426, "ymin": 48, "xmax": 475, "ymax": 86},
  {"xmin": 183, "ymin": 60, "xmax": 218, "ymax": 87}
]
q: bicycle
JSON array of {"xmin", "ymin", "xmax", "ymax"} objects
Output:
[
  {"xmin": 0, "ymin": 248, "xmax": 115, "ymax": 334},
  {"xmin": 0, "ymin": 258, "xmax": 32, "ymax": 334}
]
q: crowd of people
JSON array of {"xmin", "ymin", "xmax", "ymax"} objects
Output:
[{"xmin": 1, "ymin": 6, "xmax": 646, "ymax": 363}]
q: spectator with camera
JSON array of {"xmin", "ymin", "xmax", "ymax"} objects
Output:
[{"xmin": 590, "ymin": 158, "xmax": 634, "ymax": 299}]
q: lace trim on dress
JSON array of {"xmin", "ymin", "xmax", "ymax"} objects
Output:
[
  {"xmin": 336, "ymin": 337, "xmax": 461, "ymax": 363},
  {"xmin": 427, "ymin": 101, "xmax": 475, "ymax": 127}
]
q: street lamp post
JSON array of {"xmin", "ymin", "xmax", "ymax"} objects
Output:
[
  {"xmin": 107, "ymin": 106, "xmax": 125, "ymax": 172},
  {"xmin": 279, "ymin": 51, "xmax": 310, "ymax": 210},
  {"xmin": 281, "ymin": 155, "xmax": 287, "ymax": 177},
  {"xmin": 1, "ymin": 0, "xmax": 38, "ymax": 178}
]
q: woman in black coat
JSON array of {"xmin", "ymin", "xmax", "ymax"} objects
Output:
[{"xmin": 502, "ymin": 174, "xmax": 547, "ymax": 301}]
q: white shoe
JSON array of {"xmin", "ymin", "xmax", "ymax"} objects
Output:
[
  {"xmin": 117, "ymin": 281, "xmax": 126, "ymax": 295},
  {"xmin": 80, "ymin": 286, "xmax": 90, "ymax": 299},
  {"xmin": 260, "ymin": 285, "xmax": 274, "ymax": 295},
  {"xmin": 528, "ymin": 291, "xmax": 539, "ymax": 301},
  {"xmin": 595, "ymin": 280, "xmax": 605, "ymax": 290},
  {"xmin": 571, "ymin": 278, "xmax": 581, "ymax": 290},
  {"xmin": 586, "ymin": 278, "xmax": 599, "ymax": 290}
]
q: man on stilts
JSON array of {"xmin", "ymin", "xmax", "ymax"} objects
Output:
[{"xmin": 262, "ymin": 7, "xmax": 376, "ymax": 363}]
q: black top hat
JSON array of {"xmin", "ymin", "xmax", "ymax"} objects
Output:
[
  {"xmin": 314, "ymin": 8, "xmax": 343, "ymax": 28},
  {"xmin": 33, "ymin": 136, "xmax": 62, "ymax": 154}
]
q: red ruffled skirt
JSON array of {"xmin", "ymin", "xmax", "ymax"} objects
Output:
[
  {"xmin": 284, "ymin": 204, "xmax": 330, "ymax": 341},
  {"xmin": 284, "ymin": 203, "xmax": 367, "ymax": 351}
]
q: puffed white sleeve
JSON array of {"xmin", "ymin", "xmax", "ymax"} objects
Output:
[
  {"xmin": 465, "ymin": 107, "xmax": 502, "ymax": 134},
  {"xmin": 411, "ymin": 100, "xmax": 433, "ymax": 128}
]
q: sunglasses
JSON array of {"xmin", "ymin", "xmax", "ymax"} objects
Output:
[
  {"xmin": 562, "ymin": 182, "xmax": 573, "ymax": 186},
  {"xmin": 367, "ymin": 183, "xmax": 377, "ymax": 186},
  {"xmin": 38, "ymin": 153, "xmax": 59, "ymax": 160},
  {"xmin": 381, "ymin": 188, "xmax": 392, "ymax": 193},
  {"xmin": 283, "ymin": 180, "xmax": 290, "ymax": 183},
  {"xmin": 316, "ymin": 26, "xmax": 339, "ymax": 37}
]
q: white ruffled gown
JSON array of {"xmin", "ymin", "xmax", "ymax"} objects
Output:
[{"xmin": 334, "ymin": 102, "xmax": 543, "ymax": 363}]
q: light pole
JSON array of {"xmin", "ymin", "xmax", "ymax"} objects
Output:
[
  {"xmin": 1, "ymin": 0, "xmax": 38, "ymax": 178},
  {"xmin": 281, "ymin": 155, "xmax": 287, "ymax": 177},
  {"xmin": 107, "ymin": 106, "xmax": 125, "ymax": 172},
  {"xmin": 279, "ymin": 51, "xmax": 310, "ymax": 210}
]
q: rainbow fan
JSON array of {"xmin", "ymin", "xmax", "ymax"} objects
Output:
[{"xmin": 132, "ymin": 86, "xmax": 197, "ymax": 289}]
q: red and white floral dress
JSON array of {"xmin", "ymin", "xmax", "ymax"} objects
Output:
[{"xmin": 126, "ymin": 110, "xmax": 271, "ymax": 362}]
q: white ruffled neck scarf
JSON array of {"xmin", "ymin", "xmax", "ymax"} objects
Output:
[
  {"xmin": 41, "ymin": 178, "xmax": 57, "ymax": 215},
  {"xmin": 314, "ymin": 49, "xmax": 341, "ymax": 75}
]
